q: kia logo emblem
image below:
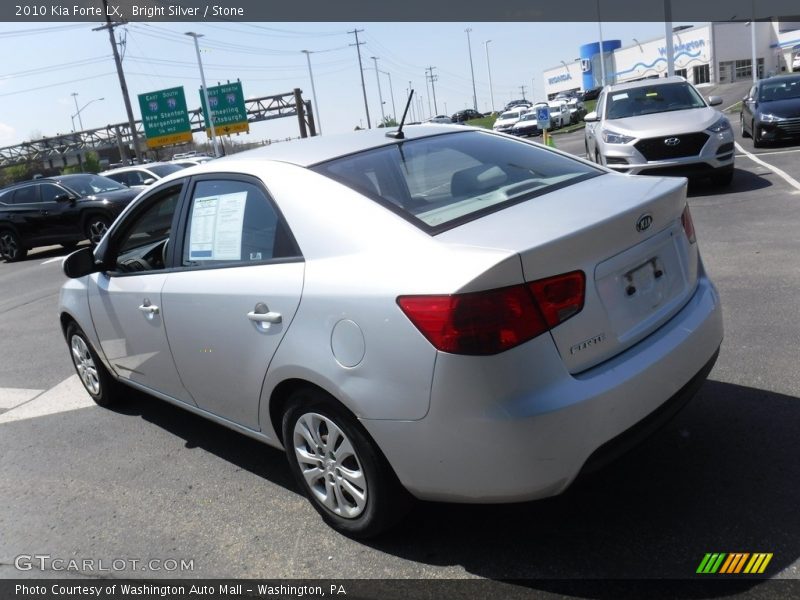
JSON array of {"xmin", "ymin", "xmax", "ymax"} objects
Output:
[
  {"xmin": 636, "ymin": 214, "xmax": 653, "ymax": 232},
  {"xmin": 664, "ymin": 137, "xmax": 681, "ymax": 146}
]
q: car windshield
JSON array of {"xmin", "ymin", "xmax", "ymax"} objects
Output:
[
  {"xmin": 57, "ymin": 174, "xmax": 127, "ymax": 195},
  {"xmin": 313, "ymin": 131, "xmax": 601, "ymax": 233},
  {"xmin": 499, "ymin": 111, "xmax": 522, "ymax": 119},
  {"xmin": 605, "ymin": 82, "xmax": 706, "ymax": 119},
  {"xmin": 758, "ymin": 77, "xmax": 800, "ymax": 101},
  {"xmin": 148, "ymin": 163, "xmax": 187, "ymax": 177}
]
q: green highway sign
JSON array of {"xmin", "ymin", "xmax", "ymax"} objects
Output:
[
  {"xmin": 138, "ymin": 87, "xmax": 193, "ymax": 148},
  {"xmin": 200, "ymin": 81, "xmax": 250, "ymax": 136}
]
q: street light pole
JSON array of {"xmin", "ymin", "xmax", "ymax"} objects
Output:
[
  {"xmin": 70, "ymin": 93, "xmax": 83, "ymax": 130},
  {"xmin": 186, "ymin": 31, "xmax": 220, "ymax": 157},
  {"xmin": 484, "ymin": 40, "xmax": 495, "ymax": 113},
  {"xmin": 71, "ymin": 96, "xmax": 104, "ymax": 132},
  {"xmin": 301, "ymin": 50, "xmax": 322, "ymax": 134},
  {"xmin": 465, "ymin": 28, "xmax": 478, "ymax": 111}
]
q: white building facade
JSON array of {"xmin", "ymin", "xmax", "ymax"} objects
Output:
[{"xmin": 543, "ymin": 20, "xmax": 800, "ymax": 99}]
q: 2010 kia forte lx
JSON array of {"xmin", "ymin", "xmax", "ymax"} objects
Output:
[{"xmin": 59, "ymin": 125, "xmax": 723, "ymax": 537}]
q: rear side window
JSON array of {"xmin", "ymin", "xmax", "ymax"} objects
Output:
[
  {"xmin": 12, "ymin": 185, "xmax": 39, "ymax": 204},
  {"xmin": 182, "ymin": 179, "xmax": 299, "ymax": 267},
  {"xmin": 314, "ymin": 131, "xmax": 600, "ymax": 233}
]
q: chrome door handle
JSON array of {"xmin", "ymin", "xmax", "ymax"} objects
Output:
[
  {"xmin": 247, "ymin": 310, "xmax": 282, "ymax": 324},
  {"xmin": 248, "ymin": 302, "xmax": 282, "ymax": 324},
  {"xmin": 138, "ymin": 302, "xmax": 160, "ymax": 315}
]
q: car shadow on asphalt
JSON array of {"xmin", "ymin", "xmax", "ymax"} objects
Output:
[
  {"xmin": 109, "ymin": 388, "xmax": 296, "ymax": 493},
  {"xmin": 360, "ymin": 379, "xmax": 800, "ymax": 594},
  {"xmin": 687, "ymin": 168, "xmax": 773, "ymax": 197},
  {"xmin": 105, "ymin": 379, "xmax": 798, "ymax": 595}
]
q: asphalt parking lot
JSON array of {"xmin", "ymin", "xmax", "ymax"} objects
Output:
[{"xmin": 1, "ymin": 116, "xmax": 799, "ymax": 594}]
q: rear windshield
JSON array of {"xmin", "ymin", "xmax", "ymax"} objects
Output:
[
  {"xmin": 605, "ymin": 82, "xmax": 706, "ymax": 119},
  {"xmin": 313, "ymin": 131, "xmax": 601, "ymax": 233},
  {"xmin": 149, "ymin": 163, "xmax": 186, "ymax": 177}
]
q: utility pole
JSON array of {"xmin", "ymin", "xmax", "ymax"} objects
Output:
[
  {"xmin": 465, "ymin": 28, "xmax": 478, "ymax": 111},
  {"xmin": 371, "ymin": 57, "xmax": 386, "ymax": 125},
  {"xmin": 301, "ymin": 50, "xmax": 322, "ymax": 134},
  {"xmin": 349, "ymin": 29, "xmax": 371, "ymax": 129},
  {"xmin": 426, "ymin": 66, "xmax": 439, "ymax": 115},
  {"xmin": 519, "ymin": 85, "xmax": 527, "ymax": 100},
  {"xmin": 95, "ymin": 0, "xmax": 142, "ymax": 163}
]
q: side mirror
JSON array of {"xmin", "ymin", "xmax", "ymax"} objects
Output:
[
  {"xmin": 583, "ymin": 111, "xmax": 599, "ymax": 122},
  {"xmin": 142, "ymin": 178, "xmax": 157, "ymax": 186},
  {"xmin": 63, "ymin": 246, "xmax": 100, "ymax": 278},
  {"xmin": 707, "ymin": 96, "xmax": 723, "ymax": 107},
  {"xmin": 54, "ymin": 194, "xmax": 75, "ymax": 203}
]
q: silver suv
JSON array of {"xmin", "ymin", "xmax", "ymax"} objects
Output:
[{"xmin": 584, "ymin": 76, "xmax": 734, "ymax": 186}]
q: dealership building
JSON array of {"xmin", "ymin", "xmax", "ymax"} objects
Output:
[{"xmin": 543, "ymin": 20, "xmax": 800, "ymax": 98}]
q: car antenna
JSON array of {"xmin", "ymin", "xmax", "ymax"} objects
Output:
[{"xmin": 386, "ymin": 90, "xmax": 414, "ymax": 139}]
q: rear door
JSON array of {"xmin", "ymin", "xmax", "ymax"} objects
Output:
[{"xmin": 161, "ymin": 176, "xmax": 304, "ymax": 430}]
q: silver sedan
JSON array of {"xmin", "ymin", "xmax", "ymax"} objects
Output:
[{"xmin": 60, "ymin": 125, "xmax": 723, "ymax": 537}]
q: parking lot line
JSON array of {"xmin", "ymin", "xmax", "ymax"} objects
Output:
[
  {"xmin": 0, "ymin": 375, "xmax": 94, "ymax": 424},
  {"xmin": 734, "ymin": 141, "xmax": 800, "ymax": 193}
]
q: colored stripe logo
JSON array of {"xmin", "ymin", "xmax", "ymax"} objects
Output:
[{"xmin": 697, "ymin": 553, "xmax": 773, "ymax": 574}]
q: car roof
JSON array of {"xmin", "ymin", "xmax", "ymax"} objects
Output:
[
  {"xmin": 605, "ymin": 76, "xmax": 689, "ymax": 93},
  {"xmin": 101, "ymin": 162, "xmax": 173, "ymax": 175},
  {"xmin": 205, "ymin": 124, "xmax": 468, "ymax": 168},
  {"xmin": 758, "ymin": 73, "xmax": 800, "ymax": 85}
]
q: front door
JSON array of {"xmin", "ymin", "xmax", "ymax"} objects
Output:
[
  {"xmin": 162, "ymin": 177, "xmax": 304, "ymax": 429},
  {"xmin": 88, "ymin": 183, "xmax": 195, "ymax": 405}
]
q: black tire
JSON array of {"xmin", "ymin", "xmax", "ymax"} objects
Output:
[
  {"xmin": 740, "ymin": 115, "xmax": 750, "ymax": 138},
  {"xmin": 66, "ymin": 321, "xmax": 122, "ymax": 407},
  {"xmin": 710, "ymin": 167, "xmax": 734, "ymax": 187},
  {"xmin": 752, "ymin": 120, "xmax": 764, "ymax": 148},
  {"xmin": 0, "ymin": 229, "xmax": 27, "ymax": 262},
  {"xmin": 84, "ymin": 215, "xmax": 111, "ymax": 246},
  {"xmin": 282, "ymin": 388, "xmax": 412, "ymax": 538}
]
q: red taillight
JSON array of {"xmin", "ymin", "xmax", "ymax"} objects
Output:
[
  {"xmin": 681, "ymin": 204, "xmax": 696, "ymax": 244},
  {"xmin": 527, "ymin": 270, "xmax": 585, "ymax": 328},
  {"xmin": 397, "ymin": 270, "xmax": 585, "ymax": 355}
]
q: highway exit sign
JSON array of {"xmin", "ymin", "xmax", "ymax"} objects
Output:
[
  {"xmin": 138, "ymin": 86, "xmax": 193, "ymax": 148},
  {"xmin": 200, "ymin": 81, "xmax": 250, "ymax": 136}
]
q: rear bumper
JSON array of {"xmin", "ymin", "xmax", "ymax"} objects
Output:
[{"xmin": 361, "ymin": 273, "xmax": 723, "ymax": 502}]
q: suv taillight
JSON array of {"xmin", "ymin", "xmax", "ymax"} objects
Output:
[
  {"xmin": 681, "ymin": 204, "xmax": 696, "ymax": 244},
  {"xmin": 397, "ymin": 271, "xmax": 585, "ymax": 355}
]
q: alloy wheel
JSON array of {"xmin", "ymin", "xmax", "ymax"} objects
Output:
[
  {"xmin": 87, "ymin": 218, "xmax": 109, "ymax": 245},
  {"xmin": 0, "ymin": 231, "xmax": 20, "ymax": 260},
  {"xmin": 292, "ymin": 412, "xmax": 368, "ymax": 519},
  {"xmin": 71, "ymin": 334, "xmax": 101, "ymax": 396}
]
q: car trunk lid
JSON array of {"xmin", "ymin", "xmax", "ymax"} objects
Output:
[{"xmin": 436, "ymin": 173, "xmax": 699, "ymax": 373}]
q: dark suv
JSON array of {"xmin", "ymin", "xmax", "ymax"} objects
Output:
[
  {"xmin": 451, "ymin": 108, "xmax": 483, "ymax": 123},
  {"xmin": 0, "ymin": 173, "xmax": 139, "ymax": 262}
]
